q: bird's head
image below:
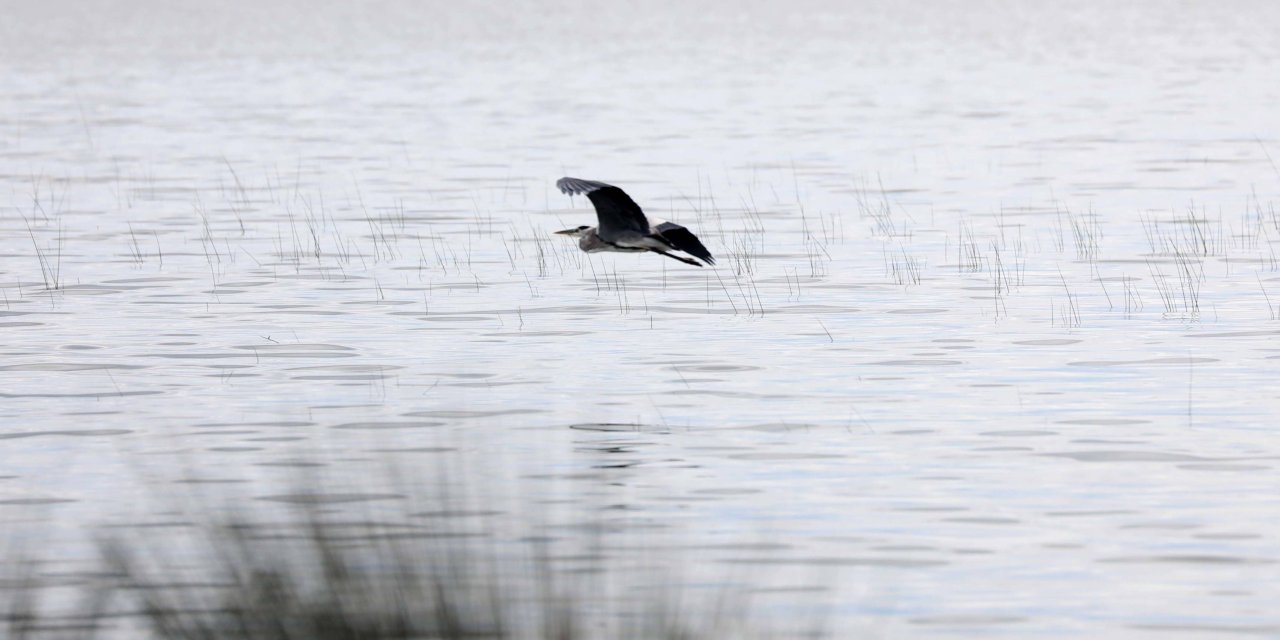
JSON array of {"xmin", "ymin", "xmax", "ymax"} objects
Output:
[{"xmin": 554, "ymin": 225, "xmax": 591, "ymax": 238}]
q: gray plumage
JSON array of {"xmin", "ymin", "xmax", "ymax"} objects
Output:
[{"xmin": 554, "ymin": 177, "xmax": 715, "ymax": 267}]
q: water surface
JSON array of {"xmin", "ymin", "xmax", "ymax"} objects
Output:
[{"xmin": 2, "ymin": 1, "xmax": 1280, "ymax": 637}]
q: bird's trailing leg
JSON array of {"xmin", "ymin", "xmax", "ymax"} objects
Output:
[{"xmin": 653, "ymin": 250, "xmax": 703, "ymax": 267}]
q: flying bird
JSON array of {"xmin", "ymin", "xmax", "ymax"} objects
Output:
[{"xmin": 554, "ymin": 177, "xmax": 715, "ymax": 267}]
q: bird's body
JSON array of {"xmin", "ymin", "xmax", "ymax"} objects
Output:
[{"xmin": 554, "ymin": 177, "xmax": 714, "ymax": 267}]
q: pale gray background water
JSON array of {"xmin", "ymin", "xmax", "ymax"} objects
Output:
[{"xmin": 2, "ymin": 1, "xmax": 1280, "ymax": 637}]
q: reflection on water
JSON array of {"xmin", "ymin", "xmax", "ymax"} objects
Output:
[{"xmin": 3, "ymin": 0, "xmax": 1280, "ymax": 636}]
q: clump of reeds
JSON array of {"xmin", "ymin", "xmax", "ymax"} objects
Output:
[
  {"xmin": 96, "ymin": 515, "xmax": 514, "ymax": 639},
  {"xmin": 3, "ymin": 495, "xmax": 786, "ymax": 640},
  {"xmin": 885, "ymin": 246, "xmax": 923, "ymax": 286},
  {"xmin": 1052, "ymin": 268, "xmax": 1082, "ymax": 328}
]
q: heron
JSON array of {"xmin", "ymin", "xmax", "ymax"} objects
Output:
[{"xmin": 554, "ymin": 177, "xmax": 715, "ymax": 267}]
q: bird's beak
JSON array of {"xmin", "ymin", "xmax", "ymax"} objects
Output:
[{"xmin": 554, "ymin": 228, "xmax": 576, "ymax": 235}]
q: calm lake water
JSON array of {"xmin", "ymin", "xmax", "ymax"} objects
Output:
[{"xmin": 3, "ymin": 1, "xmax": 1280, "ymax": 637}]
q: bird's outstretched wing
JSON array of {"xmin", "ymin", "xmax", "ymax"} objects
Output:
[
  {"xmin": 653, "ymin": 221, "xmax": 715, "ymax": 265},
  {"xmin": 556, "ymin": 177, "xmax": 649, "ymax": 235}
]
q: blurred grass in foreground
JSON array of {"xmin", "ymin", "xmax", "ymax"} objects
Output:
[{"xmin": 3, "ymin": 478, "xmax": 819, "ymax": 639}]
